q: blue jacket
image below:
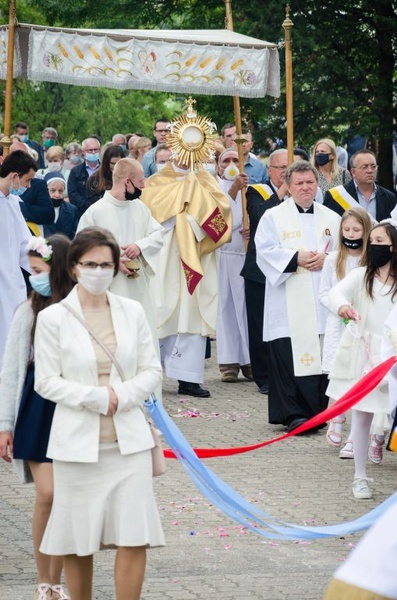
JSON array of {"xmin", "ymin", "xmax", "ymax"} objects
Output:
[
  {"xmin": 68, "ymin": 163, "xmax": 101, "ymax": 217},
  {"xmin": 19, "ymin": 178, "xmax": 55, "ymax": 226}
]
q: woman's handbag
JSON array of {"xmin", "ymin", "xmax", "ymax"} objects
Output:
[{"xmin": 62, "ymin": 303, "xmax": 166, "ymax": 476}]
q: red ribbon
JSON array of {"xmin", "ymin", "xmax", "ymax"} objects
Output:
[{"xmin": 164, "ymin": 356, "xmax": 396, "ymax": 459}]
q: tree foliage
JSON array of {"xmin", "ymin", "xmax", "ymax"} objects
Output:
[{"xmin": 0, "ymin": 0, "xmax": 396, "ymax": 186}]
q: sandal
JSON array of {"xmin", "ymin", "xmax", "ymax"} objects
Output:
[
  {"xmin": 339, "ymin": 439, "xmax": 354, "ymax": 459},
  {"xmin": 326, "ymin": 416, "xmax": 346, "ymax": 448},
  {"xmin": 33, "ymin": 583, "xmax": 52, "ymax": 600},
  {"xmin": 51, "ymin": 585, "xmax": 69, "ymax": 600}
]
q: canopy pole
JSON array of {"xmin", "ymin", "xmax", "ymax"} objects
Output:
[
  {"xmin": 2, "ymin": 0, "xmax": 17, "ymax": 158},
  {"xmin": 283, "ymin": 5, "xmax": 294, "ymax": 165},
  {"xmin": 224, "ymin": 0, "xmax": 249, "ymax": 239}
]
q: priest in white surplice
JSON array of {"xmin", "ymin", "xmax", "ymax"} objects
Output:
[
  {"xmin": 255, "ymin": 161, "xmax": 340, "ymax": 432},
  {"xmin": 141, "ymin": 161, "xmax": 232, "ymax": 398},
  {"xmin": 77, "ymin": 158, "xmax": 164, "ymax": 350}
]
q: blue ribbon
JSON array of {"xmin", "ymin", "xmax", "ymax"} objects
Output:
[{"xmin": 145, "ymin": 397, "xmax": 397, "ymax": 541}]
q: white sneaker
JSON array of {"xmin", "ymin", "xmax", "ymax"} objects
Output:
[{"xmin": 352, "ymin": 478, "xmax": 373, "ymax": 499}]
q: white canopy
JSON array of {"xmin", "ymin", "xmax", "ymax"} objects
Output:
[{"xmin": 0, "ymin": 23, "xmax": 280, "ymax": 98}]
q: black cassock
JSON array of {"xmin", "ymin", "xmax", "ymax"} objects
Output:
[{"xmin": 268, "ymin": 337, "xmax": 328, "ymax": 426}]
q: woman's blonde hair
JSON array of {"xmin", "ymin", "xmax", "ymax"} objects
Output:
[
  {"xmin": 133, "ymin": 136, "xmax": 152, "ymax": 159},
  {"xmin": 311, "ymin": 138, "xmax": 339, "ymax": 180},
  {"xmin": 335, "ymin": 207, "xmax": 372, "ymax": 280},
  {"xmin": 46, "ymin": 145, "xmax": 65, "ymax": 162}
]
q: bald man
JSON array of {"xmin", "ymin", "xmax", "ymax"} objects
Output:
[{"xmin": 77, "ymin": 158, "xmax": 164, "ymax": 356}]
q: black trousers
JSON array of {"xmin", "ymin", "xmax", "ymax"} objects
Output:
[
  {"xmin": 268, "ymin": 337, "xmax": 328, "ymax": 426},
  {"xmin": 244, "ymin": 278, "xmax": 269, "ymax": 388}
]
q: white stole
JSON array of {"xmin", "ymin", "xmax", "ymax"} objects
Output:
[{"xmin": 272, "ymin": 198, "xmax": 335, "ymax": 376}]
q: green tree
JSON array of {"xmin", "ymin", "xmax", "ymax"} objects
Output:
[{"xmin": 1, "ymin": 0, "xmax": 396, "ymax": 187}]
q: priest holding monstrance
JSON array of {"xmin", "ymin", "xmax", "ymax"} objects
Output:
[
  {"xmin": 141, "ymin": 99, "xmax": 232, "ymax": 398},
  {"xmin": 255, "ymin": 161, "xmax": 340, "ymax": 432}
]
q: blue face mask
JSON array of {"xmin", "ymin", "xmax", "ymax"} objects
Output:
[
  {"xmin": 85, "ymin": 152, "xmax": 100, "ymax": 163},
  {"xmin": 119, "ymin": 144, "xmax": 127, "ymax": 153},
  {"xmin": 29, "ymin": 272, "xmax": 52, "ymax": 297},
  {"xmin": 12, "ymin": 176, "xmax": 27, "ymax": 196},
  {"xmin": 19, "ymin": 134, "xmax": 29, "ymax": 143},
  {"xmin": 70, "ymin": 154, "xmax": 82, "ymax": 164}
]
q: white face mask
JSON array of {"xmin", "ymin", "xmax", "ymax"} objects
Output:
[
  {"xmin": 223, "ymin": 161, "xmax": 239, "ymax": 181},
  {"xmin": 47, "ymin": 161, "xmax": 62, "ymax": 172},
  {"xmin": 77, "ymin": 267, "xmax": 114, "ymax": 295},
  {"xmin": 203, "ymin": 163, "xmax": 217, "ymax": 175}
]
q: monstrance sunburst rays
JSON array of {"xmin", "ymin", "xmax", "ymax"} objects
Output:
[{"xmin": 167, "ymin": 97, "xmax": 218, "ymax": 171}]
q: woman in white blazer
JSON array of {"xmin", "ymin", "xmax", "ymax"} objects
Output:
[{"xmin": 34, "ymin": 226, "xmax": 164, "ymax": 600}]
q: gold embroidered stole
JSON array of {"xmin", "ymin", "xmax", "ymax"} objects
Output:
[{"xmin": 141, "ymin": 164, "xmax": 231, "ymax": 294}]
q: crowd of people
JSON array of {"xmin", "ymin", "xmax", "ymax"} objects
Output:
[{"xmin": 0, "ymin": 117, "xmax": 397, "ymax": 600}]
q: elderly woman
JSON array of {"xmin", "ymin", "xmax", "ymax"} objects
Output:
[
  {"xmin": 38, "ymin": 146, "xmax": 70, "ymax": 183},
  {"xmin": 64, "ymin": 142, "xmax": 83, "ymax": 171},
  {"xmin": 311, "ymin": 138, "xmax": 351, "ymax": 197},
  {"xmin": 34, "ymin": 227, "xmax": 164, "ymax": 600}
]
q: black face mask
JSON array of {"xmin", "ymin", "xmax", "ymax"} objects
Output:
[
  {"xmin": 125, "ymin": 186, "xmax": 142, "ymax": 201},
  {"xmin": 316, "ymin": 152, "xmax": 331, "ymax": 166},
  {"xmin": 342, "ymin": 236, "xmax": 363, "ymax": 249},
  {"xmin": 51, "ymin": 198, "xmax": 63, "ymax": 208},
  {"xmin": 367, "ymin": 243, "xmax": 392, "ymax": 268}
]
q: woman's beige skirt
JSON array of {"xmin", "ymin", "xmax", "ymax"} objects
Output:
[
  {"xmin": 40, "ymin": 443, "xmax": 165, "ymax": 556},
  {"xmin": 324, "ymin": 579, "xmax": 394, "ymax": 600}
]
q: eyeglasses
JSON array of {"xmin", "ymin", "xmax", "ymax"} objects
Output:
[
  {"xmin": 155, "ymin": 129, "xmax": 168, "ymax": 133},
  {"xmin": 353, "ymin": 164, "xmax": 378, "ymax": 171},
  {"xmin": 78, "ymin": 261, "xmax": 114, "ymax": 270},
  {"xmin": 269, "ymin": 165, "xmax": 288, "ymax": 170},
  {"xmin": 84, "ymin": 148, "xmax": 100, "ymax": 153}
]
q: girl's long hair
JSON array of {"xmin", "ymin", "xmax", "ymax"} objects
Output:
[
  {"xmin": 335, "ymin": 207, "xmax": 372, "ymax": 280},
  {"xmin": 30, "ymin": 234, "xmax": 75, "ymax": 344},
  {"xmin": 362, "ymin": 223, "xmax": 397, "ymax": 300}
]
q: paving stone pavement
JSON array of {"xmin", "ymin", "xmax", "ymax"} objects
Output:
[{"xmin": 1, "ymin": 343, "xmax": 396, "ymax": 599}]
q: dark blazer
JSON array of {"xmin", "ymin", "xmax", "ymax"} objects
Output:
[
  {"xmin": 68, "ymin": 163, "xmax": 100, "ymax": 217},
  {"xmin": 44, "ymin": 201, "xmax": 79, "ymax": 240},
  {"xmin": 323, "ymin": 180, "xmax": 397, "ymax": 221},
  {"xmin": 19, "ymin": 178, "xmax": 55, "ymax": 225},
  {"xmin": 26, "ymin": 139, "xmax": 45, "ymax": 169},
  {"xmin": 240, "ymin": 181, "xmax": 281, "ymax": 283}
]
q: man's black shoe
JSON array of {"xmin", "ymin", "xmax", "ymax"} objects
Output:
[
  {"xmin": 178, "ymin": 381, "xmax": 211, "ymax": 398},
  {"xmin": 287, "ymin": 418, "xmax": 308, "ymax": 433},
  {"xmin": 258, "ymin": 383, "xmax": 268, "ymax": 394}
]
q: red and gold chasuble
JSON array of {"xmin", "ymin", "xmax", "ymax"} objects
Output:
[{"xmin": 141, "ymin": 164, "xmax": 232, "ymax": 294}]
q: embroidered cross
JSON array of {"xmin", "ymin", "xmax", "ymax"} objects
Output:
[{"xmin": 301, "ymin": 353, "xmax": 314, "ymax": 367}]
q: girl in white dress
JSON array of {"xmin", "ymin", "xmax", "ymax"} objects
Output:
[
  {"xmin": 326, "ymin": 222, "xmax": 397, "ymax": 499},
  {"xmin": 320, "ymin": 208, "xmax": 371, "ymax": 452}
]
